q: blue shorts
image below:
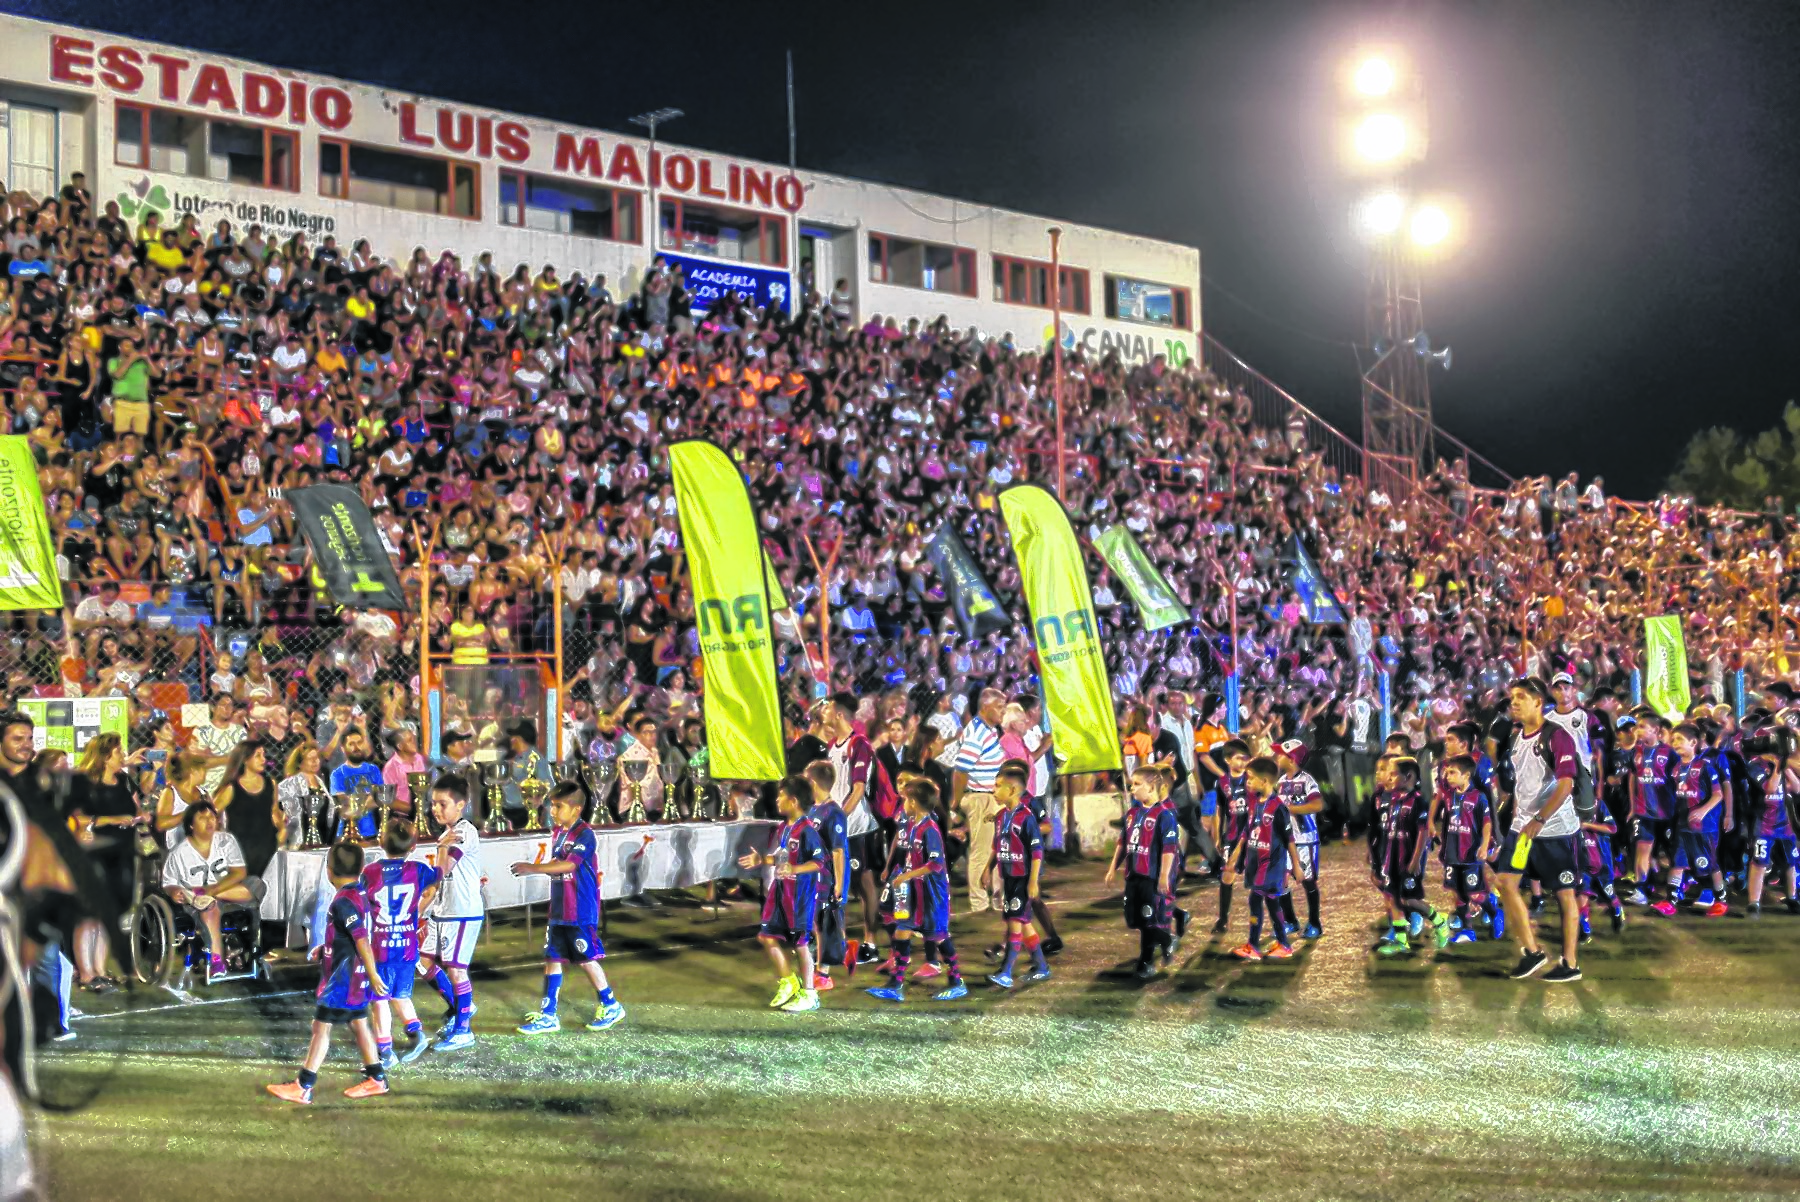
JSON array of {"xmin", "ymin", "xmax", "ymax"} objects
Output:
[
  {"xmin": 375, "ymin": 958, "xmax": 416, "ymax": 1000},
  {"xmin": 1442, "ymin": 863, "xmax": 1483, "ymax": 894},
  {"xmin": 895, "ymin": 890, "xmax": 951, "ymax": 941},
  {"xmin": 1753, "ymin": 834, "xmax": 1799, "ymax": 869},
  {"xmin": 546, "ymin": 923, "xmax": 604, "ymax": 964},
  {"xmin": 1198, "ymin": 790, "xmax": 1218, "ymax": 818},
  {"xmin": 1675, "ymin": 829, "xmax": 1718, "ymax": 875}
]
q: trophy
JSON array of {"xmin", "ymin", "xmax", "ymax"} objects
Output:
[
  {"xmin": 579, "ymin": 761, "xmax": 616, "ymax": 827},
  {"xmin": 303, "ymin": 788, "xmax": 328, "ymax": 849},
  {"xmin": 479, "ymin": 762, "xmax": 510, "ymax": 834},
  {"xmin": 519, "ymin": 752, "xmax": 550, "ymax": 830},
  {"xmin": 663, "ymin": 780, "xmax": 678, "ymax": 822},
  {"xmin": 621, "ymin": 759, "xmax": 650, "ymax": 824},
  {"xmin": 374, "ymin": 784, "xmax": 396, "ymax": 844},
  {"xmin": 691, "ymin": 756, "xmax": 715, "ymax": 822},
  {"xmin": 407, "ymin": 771, "xmax": 434, "ymax": 838}
]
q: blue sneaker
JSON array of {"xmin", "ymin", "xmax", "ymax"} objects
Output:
[
  {"xmin": 988, "ymin": 972, "xmax": 1015, "ymax": 990},
  {"xmin": 1407, "ymin": 912, "xmax": 1425, "ymax": 938},
  {"xmin": 1026, "ymin": 966, "xmax": 1052, "ymax": 982},
  {"xmin": 1447, "ymin": 914, "xmax": 1463, "ymax": 931},
  {"xmin": 931, "ymin": 982, "xmax": 969, "ymax": 1000},
  {"xmin": 1695, "ymin": 889, "xmax": 1715, "ymax": 908},
  {"xmin": 399, "ymin": 1030, "xmax": 430, "ymax": 1064},
  {"xmin": 517, "ymin": 1011, "xmax": 560, "ymax": 1035},
  {"xmin": 432, "ymin": 1030, "xmax": 476, "ymax": 1053},
  {"xmin": 1449, "ymin": 929, "xmax": 1477, "ymax": 945},
  {"xmin": 378, "ymin": 1048, "xmax": 398, "ymax": 1071},
  {"xmin": 587, "ymin": 1002, "xmax": 626, "ymax": 1031},
  {"xmin": 1491, "ymin": 904, "xmax": 1506, "ymax": 940},
  {"xmin": 1301, "ymin": 923, "xmax": 1323, "ymax": 940},
  {"xmin": 865, "ymin": 985, "xmax": 905, "ymax": 1003}
]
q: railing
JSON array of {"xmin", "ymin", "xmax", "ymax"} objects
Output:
[{"xmin": 1200, "ymin": 331, "xmax": 1364, "ymax": 483}]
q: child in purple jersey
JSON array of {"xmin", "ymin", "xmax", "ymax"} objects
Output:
[
  {"xmin": 739, "ymin": 775, "xmax": 825, "ymax": 1013},
  {"xmin": 512, "ymin": 782, "xmax": 626, "ymax": 1033},
  {"xmin": 1746, "ymin": 737, "xmax": 1800, "ymax": 916},
  {"xmin": 981, "ymin": 763, "xmax": 1046, "ymax": 990},
  {"xmin": 1437, "ymin": 757, "xmax": 1494, "ymax": 945},
  {"xmin": 803, "ymin": 760, "xmax": 850, "ymax": 992},
  {"xmin": 1657, "ymin": 723, "xmax": 1727, "ymax": 918},
  {"xmin": 868, "ymin": 778, "xmax": 965, "ymax": 1003},
  {"xmin": 1376, "ymin": 758, "xmax": 1451, "ymax": 956},
  {"xmin": 1578, "ymin": 792, "xmax": 1626, "ymax": 939},
  {"xmin": 359, "ymin": 820, "xmax": 439, "ymax": 1068},
  {"xmin": 1109, "ymin": 765, "xmax": 1184, "ymax": 977},
  {"xmin": 1227, "ymin": 758, "xmax": 1297, "ymax": 961},
  {"xmin": 267, "ymin": 842, "xmax": 390, "ymax": 1105},
  {"xmin": 1210, "ymin": 741, "xmax": 1251, "ymax": 933},
  {"xmin": 1625, "ymin": 709, "xmax": 1678, "ymax": 903}
]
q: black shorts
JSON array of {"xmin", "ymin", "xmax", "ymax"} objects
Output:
[
  {"xmin": 315, "ymin": 1004, "xmax": 369, "ymax": 1025},
  {"xmin": 999, "ymin": 873, "xmax": 1031, "ymax": 919},
  {"xmin": 1494, "ymin": 830, "xmax": 1580, "ymax": 890},
  {"xmin": 1123, "ymin": 875, "xmax": 1174, "ymax": 932},
  {"xmin": 1383, "ymin": 861, "xmax": 1427, "ymax": 902},
  {"xmin": 1632, "ymin": 815, "xmax": 1674, "ymax": 851},
  {"xmin": 1442, "ymin": 863, "xmax": 1484, "ymax": 896},
  {"xmin": 849, "ymin": 831, "xmax": 887, "ymax": 880}
]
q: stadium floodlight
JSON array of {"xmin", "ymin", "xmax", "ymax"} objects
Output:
[
  {"xmin": 1351, "ymin": 112, "xmax": 1410, "ymax": 166},
  {"xmin": 1409, "ymin": 201, "xmax": 1453, "ymax": 248},
  {"xmin": 1351, "ymin": 55, "xmax": 1397, "ymax": 98},
  {"xmin": 1353, "ymin": 189, "xmax": 1407, "ymax": 240}
]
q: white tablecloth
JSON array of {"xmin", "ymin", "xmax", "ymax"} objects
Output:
[{"xmin": 261, "ymin": 820, "xmax": 778, "ymax": 930}]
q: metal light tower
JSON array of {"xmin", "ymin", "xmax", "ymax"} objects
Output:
[{"xmin": 1338, "ymin": 50, "xmax": 1456, "ymax": 491}]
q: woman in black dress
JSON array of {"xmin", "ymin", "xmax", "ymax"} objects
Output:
[
  {"xmin": 213, "ymin": 741, "xmax": 280, "ymax": 880},
  {"xmin": 71, "ymin": 733, "xmax": 145, "ymax": 992}
]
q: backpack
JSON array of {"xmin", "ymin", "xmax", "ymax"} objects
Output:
[
  {"xmin": 1535, "ymin": 716, "xmax": 1597, "ymax": 820},
  {"xmin": 871, "ymin": 755, "xmax": 901, "ymax": 822}
]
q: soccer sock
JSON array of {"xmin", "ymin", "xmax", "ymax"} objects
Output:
[
  {"xmin": 1218, "ymin": 883, "xmax": 1234, "ymax": 921},
  {"xmin": 404, "ymin": 1019, "xmax": 421, "ymax": 1036},
  {"xmin": 1024, "ymin": 934, "xmax": 1047, "ymax": 972},
  {"xmin": 891, "ymin": 944, "xmax": 911, "ymax": 986},
  {"xmin": 1390, "ymin": 919, "xmax": 1408, "ymax": 944},
  {"xmin": 432, "ymin": 967, "xmax": 455, "ymax": 1008},
  {"xmin": 938, "ymin": 938, "xmax": 963, "ymax": 985},
  {"xmin": 55, "ymin": 951, "xmax": 73, "ymax": 1029},
  {"xmin": 1280, "ymin": 894, "xmax": 1300, "ymax": 931},
  {"xmin": 363, "ymin": 1062, "xmax": 386, "ymax": 1083},
  {"xmin": 453, "ymin": 979, "xmax": 474, "ymax": 1033},
  {"xmin": 1248, "ymin": 894, "xmax": 1264, "ymax": 946},
  {"xmin": 377, "ymin": 1036, "xmax": 393, "ymax": 1057},
  {"xmin": 1138, "ymin": 928, "xmax": 1156, "ymax": 966},
  {"xmin": 1031, "ymin": 898, "xmax": 1060, "ymax": 942},
  {"xmin": 1001, "ymin": 936, "xmax": 1022, "ymax": 977},
  {"xmin": 1303, "ymin": 880, "xmax": 1321, "ymax": 929},
  {"xmin": 542, "ymin": 971, "xmax": 562, "ymax": 1017},
  {"xmin": 297, "ymin": 1068, "xmax": 318, "ymax": 1091}
]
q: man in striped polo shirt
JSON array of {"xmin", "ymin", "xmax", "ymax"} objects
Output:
[{"xmin": 953, "ymin": 689, "xmax": 1008, "ymax": 913}]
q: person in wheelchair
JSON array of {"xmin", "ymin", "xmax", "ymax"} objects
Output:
[{"xmin": 159, "ymin": 801, "xmax": 265, "ymax": 982}]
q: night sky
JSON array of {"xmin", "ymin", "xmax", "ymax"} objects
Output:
[{"xmin": 15, "ymin": 0, "xmax": 1800, "ymax": 498}]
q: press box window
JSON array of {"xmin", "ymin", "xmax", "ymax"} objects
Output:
[
  {"xmin": 318, "ymin": 138, "xmax": 478, "ymax": 219},
  {"xmin": 868, "ymin": 233, "xmax": 976, "ymax": 297},
  {"xmin": 113, "ymin": 102, "xmax": 296, "ymax": 191},
  {"xmin": 500, "ymin": 172, "xmax": 640, "ymax": 243},
  {"xmin": 1102, "ymin": 274, "xmax": 1192, "ymax": 329},
  {"xmin": 991, "ymin": 255, "xmax": 1090, "ymax": 314},
  {"xmin": 658, "ymin": 200, "xmax": 785, "ymax": 266}
]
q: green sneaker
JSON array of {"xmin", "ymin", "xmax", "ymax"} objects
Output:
[
  {"xmin": 1432, "ymin": 910, "xmax": 1451, "ymax": 949},
  {"xmin": 1376, "ymin": 933, "xmax": 1411, "ymax": 957},
  {"xmin": 769, "ymin": 976, "xmax": 799, "ymax": 1008}
]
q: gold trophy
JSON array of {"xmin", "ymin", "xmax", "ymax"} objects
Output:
[
  {"xmin": 580, "ymin": 761, "xmax": 616, "ymax": 827},
  {"xmin": 408, "ymin": 771, "xmax": 433, "ymax": 838},
  {"xmin": 480, "ymin": 763, "xmax": 510, "ymax": 834},
  {"xmin": 663, "ymin": 781, "xmax": 677, "ymax": 823},
  {"xmin": 621, "ymin": 759, "xmax": 650, "ymax": 824},
  {"xmin": 519, "ymin": 751, "xmax": 550, "ymax": 830},
  {"xmin": 303, "ymin": 788, "xmax": 328, "ymax": 848},
  {"xmin": 691, "ymin": 755, "xmax": 715, "ymax": 822},
  {"xmin": 374, "ymin": 785, "xmax": 395, "ymax": 844}
]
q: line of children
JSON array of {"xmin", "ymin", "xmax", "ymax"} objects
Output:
[
  {"xmin": 867, "ymin": 778, "xmax": 968, "ymax": 1002},
  {"xmin": 512, "ymin": 781, "xmax": 627, "ymax": 1033},
  {"xmin": 1746, "ymin": 736, "xmax": 1800, "ymax": 916}
]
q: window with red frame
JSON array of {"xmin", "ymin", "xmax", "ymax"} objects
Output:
[
  {"xmin": 318, "ymin": 138, "xmax": 477, "ymax": 219},
  {"xmin": 658, "ymin": 199, "xmax": 785, "ymax": 267},
  {"xmin": 1102, "ymin": 273, "xmax": 1192, "ymax": 329},
  {"xmin": 500, "ymin": 171, "xmax": 641, "ymax": 243},
  {"xmin": 991, "ymin": 255, "xmax": 1090, "ymax": 314},
  {"xmin": 868, "ymin": 233, "xmax": 976, "ymax": 297},
  {"xmin": 114, "ymin": 101, "xmax": 296, "ymax": 192}
]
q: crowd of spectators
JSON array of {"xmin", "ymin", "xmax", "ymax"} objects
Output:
[{"xmin": 3, "ymin": 171, "xmax": 1798, "ymax": 838}]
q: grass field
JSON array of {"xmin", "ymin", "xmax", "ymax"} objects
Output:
[{"xmin": 29, "ymin": 842, "xmax": 1800, "ymax": 1201}]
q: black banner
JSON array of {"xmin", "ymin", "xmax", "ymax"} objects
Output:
[
  {"xmin": 925, "ymin": 525, "xmax": 1012, "ymax": 638},
  {"xmin": 288, "ymin": 484, "xmax": 407, "ymax": 610}
]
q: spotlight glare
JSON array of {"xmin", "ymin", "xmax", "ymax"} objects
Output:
[
  {"xmin": 1410, "ymin": 203, "xmax": 1453, "ymax": 247},
  {"xmin": 1352, "ymin": 56, "xmax": 1396, "ymax": 97},
  {"xmin": 1354, "ymin": 190, "xmax": 1407, "ymax": 239},
  {"xmin": 1352, "ymin": 112, "xmax": 1409, "ymax": 164}
]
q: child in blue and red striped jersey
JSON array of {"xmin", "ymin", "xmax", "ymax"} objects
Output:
[
  {"xmin": 1227, "ymin": 758, "xmax": 1297, "ymax": 962},
  {"xmin": 982, "ymin": 762, "xmax": 1046, "ymax": 990},
  {"xmin": 867, "ymin": 778, "xmax": 964, "ymax": 1003},
  {"xmin": 739, "ymin": 776, "xmax": 826, "ymax": 1013},
  {"xmin": 1377, "ymin": 758, "xmax": 1451, "ymax": 956},
  {"xmin": 1577, "ymin": 791, "xmax": 1626, "ymax": 940},
  {"xmin": 1108, "ymin": 766, "xmax": 1184, "ymax": 978},
  {"xmin": 1438, "ymin": 757, "xmax": 1493, "ymax": 945},
  {"xmin": 1210, "ymin": 742, "xmax": 1252, "ymax": 933},
  {"xmin": 512, "ymin": 781, "xmax": 627, "ymax": 1034},
  {"xmin": 360, "ymin": 820, "xmax": 439, "ymax": 1067}
]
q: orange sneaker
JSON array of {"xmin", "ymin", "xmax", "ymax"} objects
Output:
[
  {"xmin": 343, "ymin": 1076, "xmax": 390, "ymax": 1100},
  {"xmin": 266, "ymin": 1080, "xmax": 313, "ymax": 1105},
  {"xmin": 1265, "ymin": 943, "xmax": 1296, "ymax": 960},
  {"xmin": 1230, "ymin": 942, "xmax": 1263, "ymax": 962},
  {"xmin": 812, "ymin": 973, "xmax": 835, "ymax": 991},
  {"xmin": 1705, "ymin": 900, "xmax": 1729, "ymax": 918}
]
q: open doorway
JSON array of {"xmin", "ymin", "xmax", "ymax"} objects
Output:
[{"xmin": 799, "ymin": 223, "xmax": 857, "ymax": 319}]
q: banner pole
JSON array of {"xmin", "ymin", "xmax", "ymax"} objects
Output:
[
  {"xmin": 543, "ymin": 531, "xmax": 566, "ymax": 759},
  {"xmin": 413, "ymin": 520, "xmax": 438, "ymax": 756}
]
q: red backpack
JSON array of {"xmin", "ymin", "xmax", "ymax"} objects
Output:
[{"xmin": 871, "ymin": 755, "xmax": 901, "ymax": 822}]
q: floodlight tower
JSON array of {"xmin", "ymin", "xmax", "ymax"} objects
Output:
[{"xmin": 1339, "ymin": 51, "xmax": 1454, "ymax": 490}]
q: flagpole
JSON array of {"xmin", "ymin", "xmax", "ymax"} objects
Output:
[{"xmin": 1049, "ymin": 226, "xmax": 1065, "ymax": 498}]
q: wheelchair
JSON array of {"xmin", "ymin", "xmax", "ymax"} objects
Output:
[{"xmin": 124, "ymin": 835, "xmax": 267, "ymax": 988}]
